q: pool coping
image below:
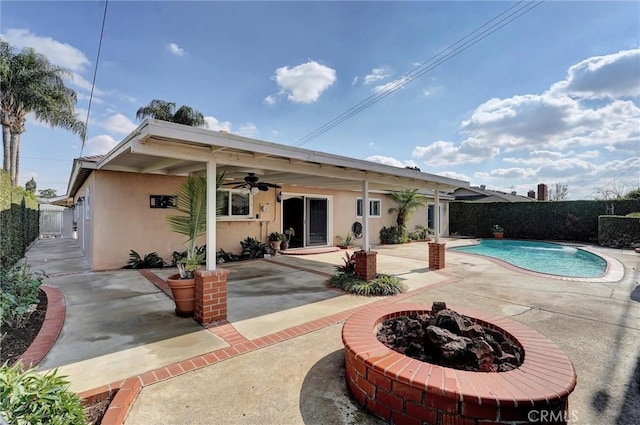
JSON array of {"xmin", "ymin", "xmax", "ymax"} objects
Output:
[{"xmin": 448, "ymin": 239, "xmax": 624, "ymax": 283}]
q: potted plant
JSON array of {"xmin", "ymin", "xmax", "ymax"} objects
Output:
[
  {"xmin": 336, "ymin": 232, "xmax": 354, "ymax": 249},
  {"xmin": 268, "ymin": 231, "xmax": 284, "ymax": 253},
  {"xmin": 165, "ymin": 172, "xmax": 224, "ymax": 316},
  {"xmin": 491, "ymin": 224, "xmax": 505, "ymax": 239},
  {"xmin": 414, "ymin": 224, "xmax": 433, "ymax": 241}
]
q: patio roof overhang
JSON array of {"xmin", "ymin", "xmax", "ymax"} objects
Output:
[{"xmin": 66, "ymin": 119, "xmax": 469, "ymax": 197}]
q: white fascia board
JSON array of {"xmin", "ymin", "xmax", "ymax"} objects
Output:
[
  {"xmin": 66, "ymin": 158, "xmax": 97, "ymax": 197},
  {"xmin": 141, "ymin": 120, "xmax": 469, "ymax": 190}
]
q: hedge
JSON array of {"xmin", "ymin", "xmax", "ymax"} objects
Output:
[
  {"xmin": 598, "ymin": 215, "xmax": 640, "ymax": 248},
  {"xmin": 449, "ymin": 199, "xmax": 640, "ymax": 242},
  {"xmin": 0, "ymin": 171, "xmax": 40, "ymax": 268}
]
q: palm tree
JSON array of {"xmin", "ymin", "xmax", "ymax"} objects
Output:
[
  {"xmin": 166, "ymin": 171, "xmax": 225, "ymax": 278},
  {"xmin": 0, "ymin": 41, "xmax": 85, "ymax": 186},
  {"xmin": 387, "ymin": 188, "xmax": 427, "ymax": 237},
  {"xmin": 136, "ymin": 99, "xmax": 206, "ymax": 127}
]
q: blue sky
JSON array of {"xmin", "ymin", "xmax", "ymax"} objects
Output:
[{"xmin": 2, "ymin": 1, "xmax": 639, "ymax": 199}]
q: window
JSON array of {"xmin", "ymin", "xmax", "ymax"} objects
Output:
[
  {"xmin": 218, "ymin": 189, "xmax": 252, "ymax": 217},
  {"xmin": 356, "ymin": 198, "xmax": 381, "ymax": 218}
]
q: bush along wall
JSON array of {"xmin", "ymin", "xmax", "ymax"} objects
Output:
[
  {"xmin": 598, "ymin": 215, "xmax": 640, "ymax": 248},
  {"xmin": 449, "ymin": 199, "xmax": 640, "ymax": 243},
  {"xmin": 0, "ymin": 171, "xmax": 40, "ymax": 268}
]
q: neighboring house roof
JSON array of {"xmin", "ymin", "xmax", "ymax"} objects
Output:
[
  {"xmin": 65, "ymin": 119, "xmax": 469, "ymax": 199},
  {"xmin": 450, "ymin": 186, "xmax": 537, "ymax": 202}
]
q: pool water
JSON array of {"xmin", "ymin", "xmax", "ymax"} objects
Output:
[{"xmin": 451, "ymin": 239, "xmax": 607, "ymax": 278}]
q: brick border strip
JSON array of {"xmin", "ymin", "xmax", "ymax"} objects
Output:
[
  {"xmin": 342, "ymin": 303, "xmax": 578, "ymax": 425},
  {"xmin": 85, "ymin": 272, "xmax": 458, "ymax": 424},
  {"xmin": 79, "ymin": 377, "xmax": 141, "ymax": 425},
  {"xmin": 19, "ymin": 285, "xmax": 65, "ymax": 367}
]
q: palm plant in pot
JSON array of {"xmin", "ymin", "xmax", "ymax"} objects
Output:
[{"xmin": 165, "ymin": 172, "xmax": 224, "ymax": 316}]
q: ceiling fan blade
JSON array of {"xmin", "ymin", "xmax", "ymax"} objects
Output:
[{"xmin": 258, "ymin": 185, "xmax": 269, "ymax": 191}]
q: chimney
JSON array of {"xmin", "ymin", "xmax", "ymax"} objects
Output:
[
  {"xmin": 537, "ymin": 183, "xmax": 548, "ymax": 201},
  {"xmin": 528, "ymin": 190, "xmax": 536, "ymax": 199},
  {"xmin": 480, "ymin": 185, "xmax": 486, "ymax": 190},
  {"xmin": 511, "ymin": 191, "xmax": 517, "ymax": 196}
]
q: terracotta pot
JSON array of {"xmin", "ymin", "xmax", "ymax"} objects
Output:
[
  {"xmin": 166, "ymin": 273, "xmax": 196, "ymax": 317},
  {"xmin": 493, "ymin": 232, "xmax": 504, "ymax": 239},
  {"xmin": 269, "ymin": 240, "xmax": 282, "ymax": 252}
]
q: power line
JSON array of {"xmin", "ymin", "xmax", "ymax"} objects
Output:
[
  {"xmin": 293, "ymin": 0, "xmax": 545, "ymax": 148},
  {"xmin": 583, "ymin": 157, "xmax": 640, "ymax": 199},
  {"xmin": 79, "ymin": 0, "xmax": 109, "ymax": 157}
]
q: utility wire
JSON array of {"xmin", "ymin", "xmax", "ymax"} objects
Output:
[
  {"xmin": 293, "ymin": 0, "xmax": 545, "ymax": 148},
  {"xmin": 583, "ymin": 157, "xmax": 640, "ymax": 199},
  {"xmin": 79, "ymin": 0, "xmax": 109, "ymax": 157}
]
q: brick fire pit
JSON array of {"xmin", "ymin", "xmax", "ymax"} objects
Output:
[{"xmin": 342, "ymin": 303, "xmax": 577, "ymax": 425}]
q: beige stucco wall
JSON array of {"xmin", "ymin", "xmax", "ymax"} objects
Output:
[
  {"xmin": 74, "ymin": 174, "xmax": 95, "ymax": 267},
  {"xmin": 84, "ymin": 170, "xmax": 449, "ymax": 270}
]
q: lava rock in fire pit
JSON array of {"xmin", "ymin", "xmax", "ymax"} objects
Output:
[{"xmin": 376, "ymin": 302, "xmax": 523, "ymax": 372}]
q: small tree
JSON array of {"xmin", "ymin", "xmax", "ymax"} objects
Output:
[
  {"xmin": 623, "ymin": 188, "xmax": 640, "ymax": 200},
  {"xmin": 24, "ymin": 177, "xmax": 36, "ymax": 193},
  {"xmin": 548, "ymin": 183, "xmax": 568, "ymax": 201},
  {"xmin": 38, "ymin": 188, "xmax": 57, "ymax": 198},
  {"xmin": 387, "ymin": 189, "xmax": 427, "ymax": 239}
]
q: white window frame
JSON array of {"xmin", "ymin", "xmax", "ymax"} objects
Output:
[
  {"xmin": 217, "ymin": 189, "xmax": 253, "ymax": 219},
  {"xmin": 356, "ymin": 197, "xmax": 381, "ymax": 218}
]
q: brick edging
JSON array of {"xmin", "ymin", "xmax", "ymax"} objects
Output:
[
  {"xmin": 79, "ymin": 377, "xmax": 141, "ymax": 425},
  {"xmin": 18, "ymin": 285, "xmax": 65, "ymax": 367},
  {"xmin": 78, "ymin": 272, "xmax": 458, "ymax": 424}
]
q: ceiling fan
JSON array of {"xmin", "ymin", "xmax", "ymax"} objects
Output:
[{"xmin": 222, "ymin": 173, "xmax": 281, "ymax": 194}]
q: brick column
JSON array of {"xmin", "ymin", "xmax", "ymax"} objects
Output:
[
  {"xmin": 194, "ymin": 268, "xmax": 229, "ymax": 325},
  {"xmin": 428, "ymin": 242, "xmax": 446, "ymax": 270},
  {"xmin": 355, "ymin": 250, "xmax": 377, "ymax": 281}
]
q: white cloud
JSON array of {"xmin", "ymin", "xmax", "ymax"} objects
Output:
[
  {"xmin": 363, "ymin": 68, "xmax": 389, "ymax": 85},
  {"xmin": 374, "ymin": 75, "xmax": 411, "ymax": 94},
  {"xmin": 263, "ymin": 95, "xmax": 276, "ymax": 105},
  {"xmin": 2, "ymin": 28, "xmax": 90, "ymax": 72},
  {"xmin": 413, "ymin": 49, "xmax": 640, "ymax": 168},
  {"xmin": 352, "ymin": 76, "xmax": 359, "ymax": 85},
  {"xmin": 437, "ymin": 171, "xmax": 470, "ymax": 182},
  {"xmin": 168, "ymin": 42, "xmax": 185, "ymax": 56},
  {"xmin": 86, "ymin": 134, "xmax": 118, "ymax": 155},
  {"xmin": 365, "ymin": 155, "xmax": 417, "ymax": 168},
  {"xmin": 67, "ymin": 72, "xmax": 105, "ymax": 97},
  {"xmin": 102, "ymin": 113, "xmax": 137, "ymax": 135},
  {"xmin": 423, "ymin": 90, "xmax": 431, "ymax": 97},
  {"xmin": 204, "ymin": 116, "xmax": 232, "ymax": 132},
  {"xmin": 269, "ymin": 61, "xmax": 336, "ymax": 104},
  {"xmin": 236, "ymin": 123, "xmax": 258, "ymax": 138},
  {"xmin": 552, "ymin": 48, "xmax": 640, "ymax": 99}
]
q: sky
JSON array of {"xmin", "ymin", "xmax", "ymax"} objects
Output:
[{"xmin": 1, "ymin": 1, "xmax": 639, "ymax": 200}]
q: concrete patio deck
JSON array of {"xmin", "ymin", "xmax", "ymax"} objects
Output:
[{"xmin": 24, "ymin": 238, "xmax": 640, "ymax": 424}]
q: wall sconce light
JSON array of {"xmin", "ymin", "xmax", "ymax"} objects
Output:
[
  {"xmin": 77, "ymin": 196, "xmax": 85, "ymax": 205},
  {"xmin": 276, "ymin": 191, "xmax": 283, "ymax": 203}
]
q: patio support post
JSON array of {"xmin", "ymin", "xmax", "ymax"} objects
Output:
[
  {"xmin": 194, "ymin": 160, "xmax": 229, "ymax": 324},
  {"xmin": 355, "ymin": 179, "xmax": 377, "ymax": 281},
  {"xmin": 362, "ymin": 180, "xmax": 370, "ymax": 252},
  {"xmin": 429, "ymin": 187, "xmax": 446, "ymax": 270},
  {"xmin": 206, "ymin": 161, "xmax": 217, "ymax": 271}
]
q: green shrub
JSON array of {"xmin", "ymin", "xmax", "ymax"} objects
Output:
[
  {"xmin": 379, "ymin": 226, "xmax": 405, "ymax": 244},
  {"xmin": 0, "ymin": 262, "xmax": 46, "ymax": 331},
  {"xmin": 1, "ymin": 171, "xmax": 40, "ymax": 269},
  {"xmin": 449, "ymin": 199, "xmax": 640, "ymax": 242},
  {"xmin": 240, "ymin": 237, "xmax": 269, "ymax": 259},
  {"xmin": 0, "ymin": 362, "xmax": 88, "ymax": 425},
  {"xmin": 123, "ymin": 250, "xmax": 165, "ymax": 269},
  {"xmin": 598, "ymin": 215, "xmax": 640, "ymax": 248},
  {"xmin": 329, "ymin": 272, "xmax": 405, "ymax": 296}
]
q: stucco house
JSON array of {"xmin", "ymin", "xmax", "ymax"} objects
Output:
[
  {"xmin": 59, "ymin": 119, "xmax": 468, "ymax": 271},
  {"xmin": 450, "ymin": 185, "xmax": 538, "ymax": 203}
]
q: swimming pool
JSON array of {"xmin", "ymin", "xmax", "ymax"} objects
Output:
[{"xmin": 451, "ymin": 239, "xmax": 607, "ymax": 278}]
